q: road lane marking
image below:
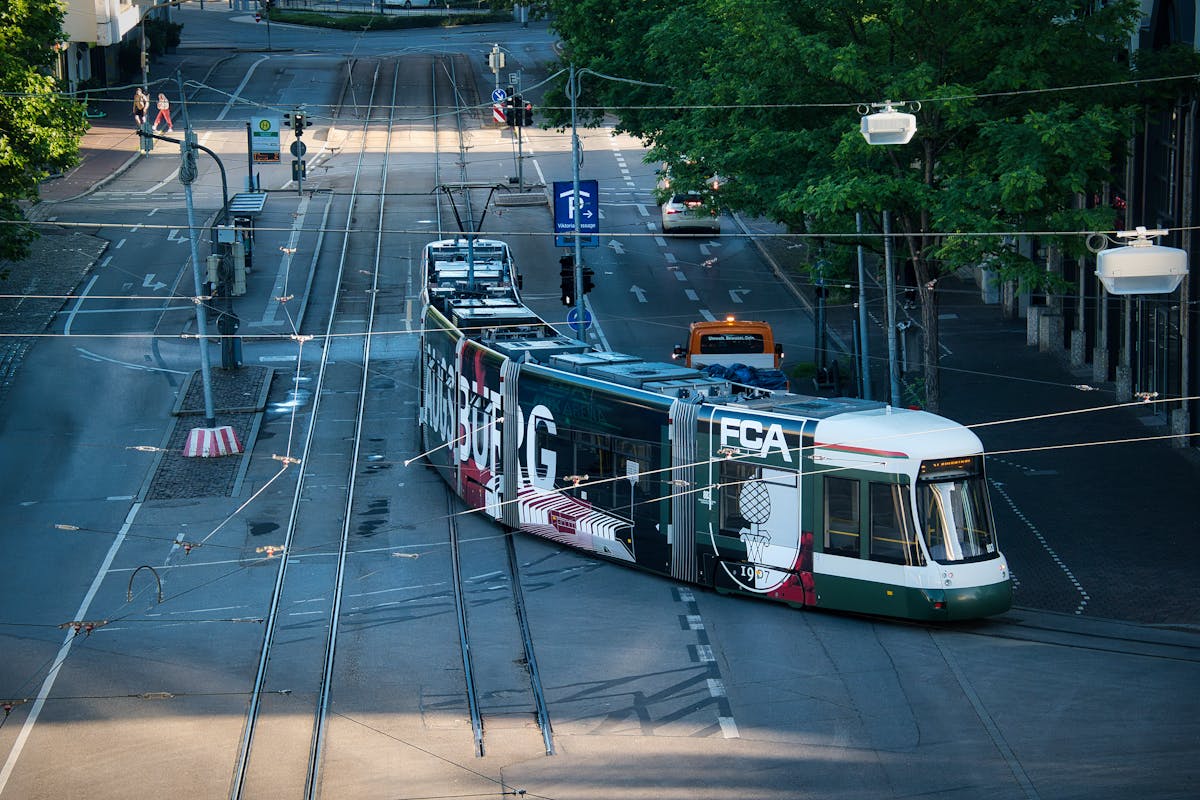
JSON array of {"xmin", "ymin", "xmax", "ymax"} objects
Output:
[
  {"xmin": 0, "ymin": 503, "xmax": 144, "ymax": 794},
  {"xmin": 62, "ymin": 274, "xmax": 98, "ymax": 336}
]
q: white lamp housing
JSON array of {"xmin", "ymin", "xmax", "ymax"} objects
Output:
[
  {"xmin": 860, "ymin": 102, "xmax": 917, "ymax": 146},
  {"xmin": 1096, "ymin": 227, "xmax": 1188, "ymax": 295}
]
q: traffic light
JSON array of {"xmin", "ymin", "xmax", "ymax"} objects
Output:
[
  {"xmin": 523, "ymin": 102, "xmax": 533, "ymax": 127},
  {"xmin": 581, "ymin": 265, "xmax": 595, "ymax": 294},
  {"xmin": 293, "ymin": 110, "xmax": 305, "ymax": 136},
  {"xmin": 505, "ymin": 97, "xmax": 516, "ymax": 127},
  {"xmin": 283, "ymin": 111, "xmax": 291, "ymax": 129},
  {"xmin": 559, "ymin": 254, "xmax": 575, "ymax": 306}
]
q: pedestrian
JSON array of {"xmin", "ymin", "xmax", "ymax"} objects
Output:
[
  {"xmin": 132, "ymin": 88, "xmax": 149, "ymax": 128},
  {"xmin": 153, "ymin": 93, "xmax": 173, "ymax": 133}
]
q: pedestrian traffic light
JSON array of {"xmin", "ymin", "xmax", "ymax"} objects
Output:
[
  {"xmin": 283, "ymin": 111, "xmax": 291, "ymax": 128},
  {"xmin": 559, "ymin": 254, "xmax": 575, "ymax": 306},
  {"xmin": 581, "ymin": 265, "xmax": 595, "ymax": 295},
  {"xmin": 293, "ymin": 110, "xmax": 305, "ymax": 136},
  {"xmin": 523, "ymin": 102, "xmax": 533, "ymax": 127},
  {"xmin": 505, "ymin": 97, "xmax": 516, "ymax": 127}
]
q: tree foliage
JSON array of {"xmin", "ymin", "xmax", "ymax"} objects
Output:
[
  {"xmin": 546, "ymin": 0, "xmax": 1181, "ymax": 410},
  {"xmin": 0, "ymin": 0, "xmax": 87, "ymax": 263}
]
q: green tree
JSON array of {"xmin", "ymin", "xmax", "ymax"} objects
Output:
[
  {"xmin": 0, "ymin": 0, "xmax": 87, "ymax": 263},
  {"xmin": 547, "ymin": 0, "xmax": 1170, "ymax": 412}
]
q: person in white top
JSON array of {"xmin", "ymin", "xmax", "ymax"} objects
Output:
[{"xmin": 153, "ymin": 93, "xmax": 174, "ymax": 133}]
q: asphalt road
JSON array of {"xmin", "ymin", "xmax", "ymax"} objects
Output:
[{"xmin": 0, "ymin": 7, "xmax": 1197, "ymax": 800}]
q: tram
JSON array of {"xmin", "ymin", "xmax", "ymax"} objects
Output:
[{"xmin": 417, "ymin": 238, "xmax": 1012, "ymax": 621}]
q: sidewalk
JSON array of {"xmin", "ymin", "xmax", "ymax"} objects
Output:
[{"xmin": 34, "ymin": 101, "xmax": 143, "ymax": 208}]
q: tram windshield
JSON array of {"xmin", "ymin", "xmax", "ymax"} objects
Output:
[{"xmin": 916, "ymin": 461, "xmax": 998, "ymax": 564}]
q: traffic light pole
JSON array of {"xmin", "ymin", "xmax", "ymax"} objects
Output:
[
  {"xmin": 569, "ymin": 66, "xmax": 585, "ymax": 338},
  {"xmin": 179, "ymin": 131, "xmax": 217, "ymax": 428}
]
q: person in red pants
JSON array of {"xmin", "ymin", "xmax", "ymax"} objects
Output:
[{"xmin": 153, "ymin": 93, "xmax": 173, "ymax": 133}]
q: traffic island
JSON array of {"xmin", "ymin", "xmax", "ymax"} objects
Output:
[{"xmin": 141, "ymin": 365, "xmax": 273, "ymax": 500}]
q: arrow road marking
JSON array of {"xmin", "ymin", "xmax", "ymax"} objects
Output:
[
  {"xmin": 730, "ymin": 289, "xmax": 750, "ymax": 303},
  {"xmin": 143, "ymin": 274, "xmax": 167, "ymax": 292},
  {"xmin": 630, "ymin": 285, "xmax": 647, "ymax": 303},
  {"xmin": 608, "ymin": 239, "xmax": 626, "ymax": 255},
  {"xmin": 166, "ymin": 229, "xmax": 190, "ymax": 244}
]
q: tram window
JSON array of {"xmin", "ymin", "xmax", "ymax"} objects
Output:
[
  {"xmin": 823, "ymin": 477, "xmax": 861, "ymax": 557},
  {"xmin": 719, "ymin": 460, "xmax": 760, "ymax": 536},
  {"xmin": 869, "ymin": 482, "xmax": 923, "ymax": 566},
  {"xmin": 918, "ymin": 478, "xmax": 996, "ymax": 563}
]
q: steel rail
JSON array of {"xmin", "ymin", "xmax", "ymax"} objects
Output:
[
  {"xmin": 431, "ymin": 55, "xmax": 488, "ymax": 757},
  {"xmin": 229, "ymin": 60, "xmax": 386, "ymax": 800},
  {"xmin": 304, "ymin": 58, "xmax": 400, "ymax": 799},
  {"xmin": 504, "ymin": 532, "xmax": 556, "ymax": 755}
]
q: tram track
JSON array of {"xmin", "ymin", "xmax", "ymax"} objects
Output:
[
  {"xmin": 226, "ymin": 51, "xmax": 553, "ymax": 797},
  {"xmin": 430, "ymin": 53, "xmax": 556, "ymax": 760},
  {"xmin": 229, "ymin": 56, "xmax": 402, "ymax": 799},
  {"xmin": 967, "ymin": 612, "xmax": 1200, "ymax": 663}
]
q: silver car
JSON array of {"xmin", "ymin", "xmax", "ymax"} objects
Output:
[{"xmin": 660, "ymin": 191, "xmax": 720, "ymax": 234}]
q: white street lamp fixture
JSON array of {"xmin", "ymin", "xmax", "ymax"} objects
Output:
[
  {"xmin": 860, "ymin": 101, "xmax": 918, "ymax": 146},
  {"xmin": 1095, "ymin": 226, "xmax": 1188, "ymax": 295}
]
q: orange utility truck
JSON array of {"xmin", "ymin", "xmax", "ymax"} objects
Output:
[{"xmin": 672, "ymin": 317, "xmax": 783, "ymax": 370}]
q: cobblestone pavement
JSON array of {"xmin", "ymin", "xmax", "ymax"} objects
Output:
[
  {"xmin": 144, "ymin": 365, "xmax": 274, "ymax": 500},
  {"xmin": 0, "ymin": 228, "xmax": 108, "ymax": 409}
]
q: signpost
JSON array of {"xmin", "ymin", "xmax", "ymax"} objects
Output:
[
  {"xmin": 553, "ymin": 179, "xmax": 599, "ymax": 247},
  {"xmin": 250, "ymin": 116, "xmax": 281, "ymax": 163}
]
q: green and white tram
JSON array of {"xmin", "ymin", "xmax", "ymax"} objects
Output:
[{"xmin": 417, "ymin": 239, "xmax": 1011, "ymax": 622}]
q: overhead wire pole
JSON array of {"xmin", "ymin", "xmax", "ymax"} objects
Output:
[
  {"xmin": 569, "ymin": 66, "xmax": 584, "ymax": 336},
  {"xmin": 568, "ymin": 66, "xmax": 670, "ymax": 342},
  {"xmin": 179, "ymin": 130, "xmax": 217, "ymax": 428},
  {"xmin": 883, "ymin": 210, "xmax": 901, "ymax": 407},
  {"xmin": 856, "ymin": 212, "xmax": 872, "ymax": 399}
]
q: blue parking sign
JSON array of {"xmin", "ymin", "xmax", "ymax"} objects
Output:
[{"xmin": 553, "ymin": 180, "xmax": 599, "ymax": 238}]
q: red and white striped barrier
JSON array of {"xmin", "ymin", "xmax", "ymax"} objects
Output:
[
  {"xmin": 493, "ymin": 103, "xmax": 506, "ymax": 124},
  {"xmin": 183, "ymin": 426, "xmax": 243, "ymax": 458}
]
